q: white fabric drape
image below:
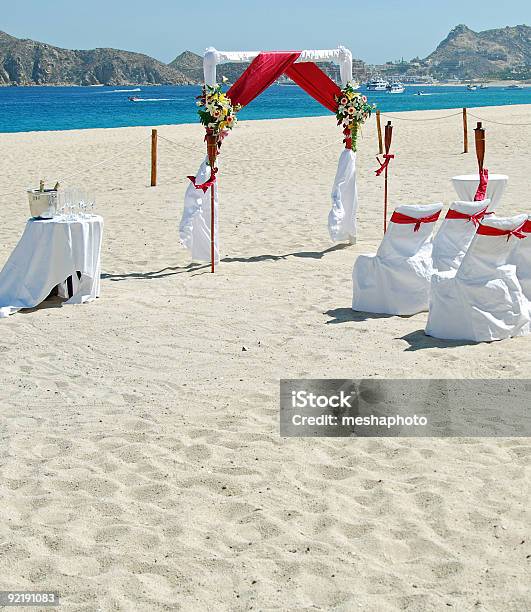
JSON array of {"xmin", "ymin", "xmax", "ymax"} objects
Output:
[
  {"xmin": 451, "ymin": 174, "xmax": 508, "ymax": 208},
  {"xmin": 328, "ymin": 149, "xmax": 358, "ymax": 243},
  {"xmin": 352, "ymin": 203, "xmax": 442, "ymax": 315},
  {"xmin": 426, "ymin": 214, "xmax": 530, "ymax": 342},
  {"xmin": 431, "ymin": 199, "xmax": 493, "ymax": 273},
  {"xmin": 511, "ymin": 215, "xmax": 531, "ymax": 305},
  {"xmin": 0, "ymin": 216, "xmax": 103, "ymax": 318},
  {"xmin": 179, "ymin": 157, "xmax": 219, "ymax": 264}
]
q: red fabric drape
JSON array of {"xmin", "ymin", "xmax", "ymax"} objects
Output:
[
  {"xmin": 474, "ymin": 168, "xmax": 489, "ymax": 201},
  {"xmin": 284, "ymin": 62, "xmax": 341, "ymax": 112},
  {"xmin": 227, "ymin": 51, "xmax": 301, "ymax": 108}
]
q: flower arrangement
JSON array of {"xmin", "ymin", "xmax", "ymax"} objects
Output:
[
  {"xmin": 335, "ymin": 83, "xmax": 374, "ymax": 151},
  {"xmin": 196, "ymin": 84, "xmax": 241, "ymax": 136}
]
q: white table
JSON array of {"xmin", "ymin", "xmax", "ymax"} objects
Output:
[
  {"xmin": 0, "ymin": 215, "xmax": 103, "ymax": 318},
  {"xmin": 451, "ymin": 174, "xmax": 508, "ymax": 210}
]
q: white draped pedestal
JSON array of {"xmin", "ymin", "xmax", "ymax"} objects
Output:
[
  {"xmin": 451, "ymin": 174, "xmax": 508, "ymax": 208},
  {"xmin": 0, "ymin": 215, "xmax": 103, "ymax": 318}
]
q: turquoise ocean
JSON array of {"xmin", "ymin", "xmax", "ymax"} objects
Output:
[{"xmin": 0, "ymin": 84, "xmax": 529, "ymax": 133}]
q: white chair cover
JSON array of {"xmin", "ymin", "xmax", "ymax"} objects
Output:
[
  {"xmin": 432, "ymin": 199, "xmax": 492, "ymax": 273},
  {"xmin": 328, "ymin": 149, "xmax": 358, "ymax": 243},
  {"xmin": 179, "ymin": 156, "xmax": 219, "ymax": 264},
  {"xmin": 452, "ymin": 174, "xmax": 508, "ymax": 208},
  {"xmin": 426, "ymin": 214, "xmax": 530, "ymax": 342},
  {"xmin": 511, "ymin": 215, "xmax": 531, "ymax": 304},
  {"xmin": 352, "ymin": 203, "xmax": 443, "ymax": 315}
]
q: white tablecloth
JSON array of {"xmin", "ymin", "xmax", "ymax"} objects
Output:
[{"xmin": 0, "ymin": 215, "xmax": 103, "ymax": 318}]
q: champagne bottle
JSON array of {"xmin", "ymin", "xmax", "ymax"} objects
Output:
[{"xmin": 39, "ymin": 179, "xmax": 45, "ymax": 193}]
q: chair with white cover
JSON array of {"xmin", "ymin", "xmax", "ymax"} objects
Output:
[
  {"xmin": 426, "ymin": 214, "xmax": 530, "ymax": 342},
  {"xmin": 511, "ymin": 215, "xmax": 531, "ymax": 303},
  {"xmin": 431, "ymin": 199, "xmax": 492, "ymax": 273},
  {"xmin": 452, "ymin": 174, "xmax": 508, "ymax": 208},
  {"xmin": 352, "ymin": 203, "xmax": 442, "ymax": 315}
]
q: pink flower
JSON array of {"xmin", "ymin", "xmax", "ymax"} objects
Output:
[{"xmin": 341, "ymin": 97, "xmax": 348, "ymax": 105}]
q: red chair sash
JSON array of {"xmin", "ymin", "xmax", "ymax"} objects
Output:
[
  {"xmin": 445, "ymin": 205, "xmax": 492, "ymax": 228},
  {"xmin": 522, "ymin": 219, "xmax": 531, "ymax": 233},
  {"xmin": 477, "ymin": 221, "xmax": 528, "ymax": 242},
  {"xmin": 390, "ymin": 210, "xmax": 441, "ymax": 232}
]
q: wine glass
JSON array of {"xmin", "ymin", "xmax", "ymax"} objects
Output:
[{"xmin": 86, "ymin": 191, "xmax": 96, "ymax": 217}]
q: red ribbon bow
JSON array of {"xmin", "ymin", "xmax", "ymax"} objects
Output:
[
  {"xmin": 390, "ymin": 210, "xmax": 441, "ymax": 232},
  {"xmin": 445, "ymin": 205, "xmax": 492, "ymax": 228},
  {"xmin": 375, "ymin": 154, "xmax": 395, "ymax": 176},
  {"xmin": 477, "ymin": 221, "xmax": 528, "ymax": 242},
  {"xmin": 187, "ymin": 167, "xmax": 217, "ymax": 193}
]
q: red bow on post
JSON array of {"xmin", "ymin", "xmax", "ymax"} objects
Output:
[
  {"xmin": 477, "ymin": 222, "xmax": 528, "ymax": 242},
  {"xmin": 445, "ymin": 205, "xmax": 492, "ymax": 228},
  {"xmin": 187, "ymin": 167, "xmax": 217, "ymax": 193},
  {"xmin": 390, "ymin": 210, "xmax": 441, "ymax": 232},
  {"xmin": 374, "ymin": 154, "xmax": 394, "ymax": 176}
]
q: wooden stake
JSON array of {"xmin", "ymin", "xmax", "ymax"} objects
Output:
[
  {"xmin": 150, "ymin": 129, "xmax": 158, "ymax": 187},
  {"xmin": 206, "ymin": 133, "xmax": 218, "ymax": 273},
  {"xmin": 474, "ymin": 121, "xmax": 485, "ymax": 172},
  {"xmin": 383, "ymin": 121, "xmax": 393, "ymax": 234},
  {"xmin": 462, "ymin": 108, "xmax": 468, "ymax": 153},
  {"xmin": 376, "ymin": 110, "xmax": 383, "ymax": 154}
]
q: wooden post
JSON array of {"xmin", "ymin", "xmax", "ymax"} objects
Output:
[
  {"xmin": 383, "ymin": 121, "xmax": 393, "ymax": 234},
  {"xmin": 376, "ymin": 110, "xmax": 383, "ymax": 154},
  {"xmin": 150, "ymin": 129, "xmax": 158, "ymax": 187},
  {"xmin": 474, "ymin": 121, "xmax": 485, "ymax": 172},
  {"xmin": 462, "ymin": 108, "xmax": 468, "ymax": 153},
  {"xmin": 205, "ymin": 132, "xmax": 218, "ymax": 273}
]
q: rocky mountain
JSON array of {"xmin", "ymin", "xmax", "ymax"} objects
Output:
[
  {"xmin": 0, "ymin": 31, "xmax": 191, "ymax": 86},
  {"xmin": 424, "ymin": 24, "xmax": 530, "ymax": 79}
]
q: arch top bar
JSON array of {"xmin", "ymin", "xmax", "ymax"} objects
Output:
[{"xmin": 203, "ymin": 46, "xmax": 353, "ymax": 87}]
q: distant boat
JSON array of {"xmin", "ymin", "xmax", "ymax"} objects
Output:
[
  {"xmin": 128, "ymin": 96, "xmax": 141, "ymax": 102},
  {"xmin": 467, "ymin": 84, "xmax": 478, "ymax": 91},
  {"xmin": 506, "ymin": 84, "xmax": 523, "ymax": 90},
  {"xmin": 416, "ymin": 91, "xmax": 429, "ymax": 96},
  {"xmin": 366, "ymin": 78, "xmax": 389, "ymax": 91},
  {"xmin": 479, "ymin": 83, "xmax": 488, "ymax": 89},
  {"xmin": 387, "ymin": 82, "xmax": 405, "ymax": 94}
]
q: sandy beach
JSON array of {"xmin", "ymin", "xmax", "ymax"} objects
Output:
[{"xmin": 0, "ymin": 104, "xmax": 530, "ymax": 610}]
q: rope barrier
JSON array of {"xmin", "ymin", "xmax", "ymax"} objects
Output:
[
  {"xmin": 467, "ymin": 112, "xmax": 531, "ymax": 127},
  {"xmin": 0, "ymin": 136, "xmax": 150, "ymax": 201},
  {"xmin": 159, "ymin": 132, "xmax": 344, "ymax": 162},
  {"xmin": 379, "ymin": 111, "xmax": 462, "ymax": 122}
]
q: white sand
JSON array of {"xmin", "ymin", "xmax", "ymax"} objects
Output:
[{"xmin": 0, "ymin": 104, "xmax": 530, "ymax": 610}]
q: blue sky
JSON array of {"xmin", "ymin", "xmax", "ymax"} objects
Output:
[{"xmin": 2, "ymin": 0, "xmax": 529, "ymax": 64}]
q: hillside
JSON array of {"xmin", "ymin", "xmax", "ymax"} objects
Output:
[
  {"xmin": 0, "ymin": 31, "xmax": 191, "ymax": 86},
  {"xmin": 424, "ymin": 24, "xmax": 530, "ymax": 79}
]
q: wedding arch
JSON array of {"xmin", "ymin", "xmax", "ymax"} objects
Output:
[{"xmin": 179, "ymin": 46, "xmax": 371, "ymax": 272}]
